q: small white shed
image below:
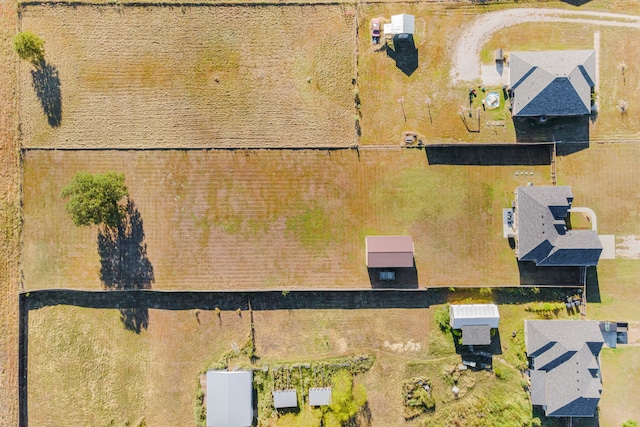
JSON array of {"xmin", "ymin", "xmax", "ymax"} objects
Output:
[
  {"xmin": 273, "ymin": 389, "xmax": 298, "ymax": 409},
  {"xmin": 449, "ymin": 304, "xmax": 500, "ymax": 329},
  {"xmin": 390, "ymin": 14, "xmax": 415, "ymax": 35}
]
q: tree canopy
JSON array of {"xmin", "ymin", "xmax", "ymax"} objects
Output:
[
  {"xmin": 12, "ymin": 31, "xmax": 45, "ymax": 63},
  {"xmin": 61, "ymin": 172, "xmax": 129, "ymax": 228}
]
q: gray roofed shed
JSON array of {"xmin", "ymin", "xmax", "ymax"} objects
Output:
[
  {"xmin": 515, "ymin": 186, "xmax": 602, "ymax": 266},
  {"xmin": 524, "ymin": 320, "xmax": 604, "ymax": 418},
  {"xmin": 206, "ymin": 370, "xmax": 253, "ymax": 427},
  {"xmin": 509, "ymin": 50, "xmax": 595, "ymax": 117},
  {"xmin": 461, "ymin": 325, "xmax": 491, "ymax": 345},
  {"xmin": 309, "ymin": 387, "xmax": 332, "ymax": 406},
  {"xmin": 273, "ymin": 389, "xmax": 298, "ymax": 409},
  {"xmin": 365, "ymin": 236, "xmax": 414, "ymax": 268}
]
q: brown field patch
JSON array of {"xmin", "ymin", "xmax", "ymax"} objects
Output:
[
  {"xmin": 0, "ymin": 0, "xmax": 21, "ymax": 425},
  {"xmin": 18, "ymin": 4, "xmax": 356, "ymax": 148},
  {"xmin": 23, "ymin": 149, "xmax": 553, "ymax": 290}
]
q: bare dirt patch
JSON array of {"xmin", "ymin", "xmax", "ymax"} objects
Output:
[
  {"xmin": 18, "ymin": 4, "xmax": 357, "ymax": 148},
  {"xmin": 23, "ymin": 149, "xmax": 552, "ymax": 290}
]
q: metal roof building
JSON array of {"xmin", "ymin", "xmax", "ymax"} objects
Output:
[
  {"xmin": 390, "ymin": 14, "xmax": 415, "ymax": 35},
  {"xmin": 449, "ymin": 304, "xmax": 500, "ymax": 329},
  {"xmin": 309, "ymin": 387, "xmax": 332, "ymax": 406},
  {"xmin": 273, "ymin": 389, "xmax": 298, "ymax": 409},
  {"xmin": 206, "ymin": 370, "xmax": 253, "ymax": 427},
  {"xmin": 365, "ymin": 236, "xmax": 414, "ymax": 268}
]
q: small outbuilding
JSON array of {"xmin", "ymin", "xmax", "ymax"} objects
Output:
[
  {"xmin": 309, "ymin": 387, "xmax": 332, "ymax": 406},
  {"xmin": 273, "ymin": 389, "xmax": 298, "ymax": 409},
  {"xmin": 449, "ymin": 304, "xmax": 500, "ymax": 346},
  {"xmin": 206, "ymin": 370, "xmax": 253, "ymax": 427},
  {"xmin": 365, "ymin": 236, "xmax": 414, "ymax": 268},
  {"xmin": 390, "ymin": 14, "xmax": 415, "ymax": 35}
]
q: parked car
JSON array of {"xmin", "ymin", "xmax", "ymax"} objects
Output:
[{"xmin": 371, "ymin": 18, "xmax": 381, "ymax": 44}]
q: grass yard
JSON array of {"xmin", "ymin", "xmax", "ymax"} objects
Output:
[
  {"xmin": 28, "ymin": 299, "xmax": 577, "ymax": 427},
  {"xmin": 18, "ymin": 4, "xmax": 357, "ymax": 148},
  {"xmin": 599, "ymin": 347, "xmax": 640, "ymax": 427},
  {"xmin": 23, "ymin": 149, "xmax": 552, "ymax": 290}
]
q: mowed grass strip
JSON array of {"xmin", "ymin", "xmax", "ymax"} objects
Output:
[
  {"xmin": 23, "ymin": 149, "xmax": 550, "ymax": 290},
  {"xmin": 18, "ymin": 5, "xmax": 356, "ymax": 148}
]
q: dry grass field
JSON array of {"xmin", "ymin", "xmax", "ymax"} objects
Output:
[
  {"xmin": 28, "ymin": 302, "xmax": 547, "ymax": 426},
  {"xmin": 23, "ymin": 149, "xmax": 552, "ymax": 290},
  {"xmin": 18, "ymin": 4, "xmax": 356, "ymax": 148},
  {"xmin": 0, "ymin": 0, "xmax": 21, "ymax": 425}
]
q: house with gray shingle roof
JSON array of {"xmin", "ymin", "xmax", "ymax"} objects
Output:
[
  {"xmin": 509, "ymin": 50, "xmax": 595, "ymax": 117},
  {"xmin": 513, "ymin": 185, "xmax": 602, "ymax": 266},
  {"xmin": 525, "ymin": 320, "xmax": 604, "ymax": 417}
]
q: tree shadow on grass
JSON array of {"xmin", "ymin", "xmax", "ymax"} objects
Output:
[
  {"xmin": 97, "ymin": 200, "xmax": 154, "ymax": 332},
  {"xmin": 31, "ymin": 60, "xmax": 62, "ymax": 127}
]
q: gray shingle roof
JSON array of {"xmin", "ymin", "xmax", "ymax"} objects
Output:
[
  {"xmin": 509, "ymin": 50, "xmax": 595, "ymax": 117},
  {"xmin": 525, "ymin": 320, "xmax": 604, "ymax": 418},
  {"xmin": 515, "ymin": 186, "xmax": 602, "ymax": 266},
  {"xmin": 461, "ymin": 325, "xmax": 491, "ymax": 345}
]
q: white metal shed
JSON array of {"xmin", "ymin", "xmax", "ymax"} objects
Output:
[
  {"xmin": 449, "ymin": 304, "xmax": 500, "ymax": 329},
  {"xmin": 206, "ymin": 370, "xmax": 253, "ymax": 427},
  {"xmin": 390, "ymin": 14, "xmax": 415, "ymax": 35},
  {"xmin": 273, "ymin": 389, "xmax": 298, "ymax": 409}
]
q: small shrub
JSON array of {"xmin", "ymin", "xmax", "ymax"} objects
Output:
[
  {"xmin": 281, "ymin": 290, "xmax": 290, "ymax": 297},
  {"xmin": 214, "ymin": 306, "xmax": 221, "ymax": 318},
  {"xmin": 493, "ymin": 363, "xmax": 512, "ymax": 381},
  {"xmin": 434, "ymin": 304, "xmax": 451, "ymax": 334},
  {"xmin": 13, "ymin": 31, "xmax": 45, "ymax": 62},
  {"xmin": 623, "ymin": 421, "xmax": 639, "ymax": 427}
]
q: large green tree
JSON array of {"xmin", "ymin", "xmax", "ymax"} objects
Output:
[
  {"xmin": 12, "ymin": 31, "xmax": 45, "ymax": 63},
  {"xmin": 61, "ymin": 172, "xmax": 129, "ymax": 228}
]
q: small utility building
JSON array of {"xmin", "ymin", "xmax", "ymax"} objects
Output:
[
  {"xmin": 309, "ymin": 387, "xmax": 332, "ymax": 406},
  {"xmin": 273, "ymin": 389, "xmax": 298, "ymax": 409},
  {"xmin": 389, "ymin": 13, "xmax": 415, "ymax": 35},
  {"xmin": 365, "ymin": 236, "xmax": 414, "ymax": 268},
  {"xmin": 450, "ymin": 304, "xmax": 500, "ymax": 346},
  {"xmin": 206, "ymin": 370, "xmax": 253, "ymax": 427}
]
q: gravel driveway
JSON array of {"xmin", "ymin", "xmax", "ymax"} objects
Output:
[{"xmin": 450, "ymin": 8, "xmax": 640, "ymax": 86}]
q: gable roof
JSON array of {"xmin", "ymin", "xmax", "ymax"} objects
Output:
[
  {"xmin": 206, "ymin": 370, "xmax": 253, "ymax": 427},
  {"xmin": 450, "ymin": 304, "xmax": 500, "ymax": 329},
  {"xmin": 509, "ymin": 50, "xmax": 595, "ymax": 117},
  {"xmin": 515, "ymin": 186, "xmax": 602, "ymax": 266},
  {"xmin": 525, "ymin": 320, "xmax": 604, "ymax": 417},
  {"xmin": 365, "ymin": 236, "xmax": 414, "ymax": 268}
]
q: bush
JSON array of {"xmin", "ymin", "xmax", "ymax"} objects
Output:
[
  {"xmin": 434, "ymin": 304, "xmax": 451, "ymax": 334},
  {"xmin": 327, "ymin": 370, "xmax": 367, "ymax": 424},
  {"xmin": 623, "ymin": 421, "xmax": 639, "ymax": 427},
  {"xmin": 13, "ymin": 31, "xmax": 45, "ymax": 62}
]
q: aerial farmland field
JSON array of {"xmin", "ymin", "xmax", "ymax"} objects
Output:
[
  {"xmin": 23, "ymin": 148, "xmax": 554, "ymax": 290},
  {"xmin": 18, "ymin": 4, "xmax": 357, "ymax": 148}
]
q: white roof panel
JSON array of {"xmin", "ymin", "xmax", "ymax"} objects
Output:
[
  {"xmin": 391, "ymin": 14, "xmax": 415, "ymax": 35},
  {"xmin": 273, "ymin": 389, "xmax": 298, "ymax": 409},
  {"xmin": 450, "ymin": 304, "xmax": 500, "ymax": 329},
  {"xmin": 309, "ymin": 387, "xmax": 332, "ymax": 406},
  {"xmin": 206, "ymin": 370, "xmax": 253, "ymax": 427}
]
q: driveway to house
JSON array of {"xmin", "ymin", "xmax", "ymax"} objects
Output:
[{"xmin": 450, "ymin": 8, "xmax": 640, "ymax": 86}]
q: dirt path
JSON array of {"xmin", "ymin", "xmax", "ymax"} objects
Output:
[{"xmin": 450, "ymin": 8, "xmax": 640, "ymax": 85}]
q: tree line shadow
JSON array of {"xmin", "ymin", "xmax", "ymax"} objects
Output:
[
  {"xmin": 31, "ymin": 59, "xmax": 62, "ymax": 127},
  {"xmin": 97, "ymin": 200, "xmax": 154, "ymax": 333}
]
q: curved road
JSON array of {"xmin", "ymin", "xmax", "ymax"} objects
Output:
[{"xmin": 450, "ymin": 8, "xmax": 640, "ymax": 85}]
